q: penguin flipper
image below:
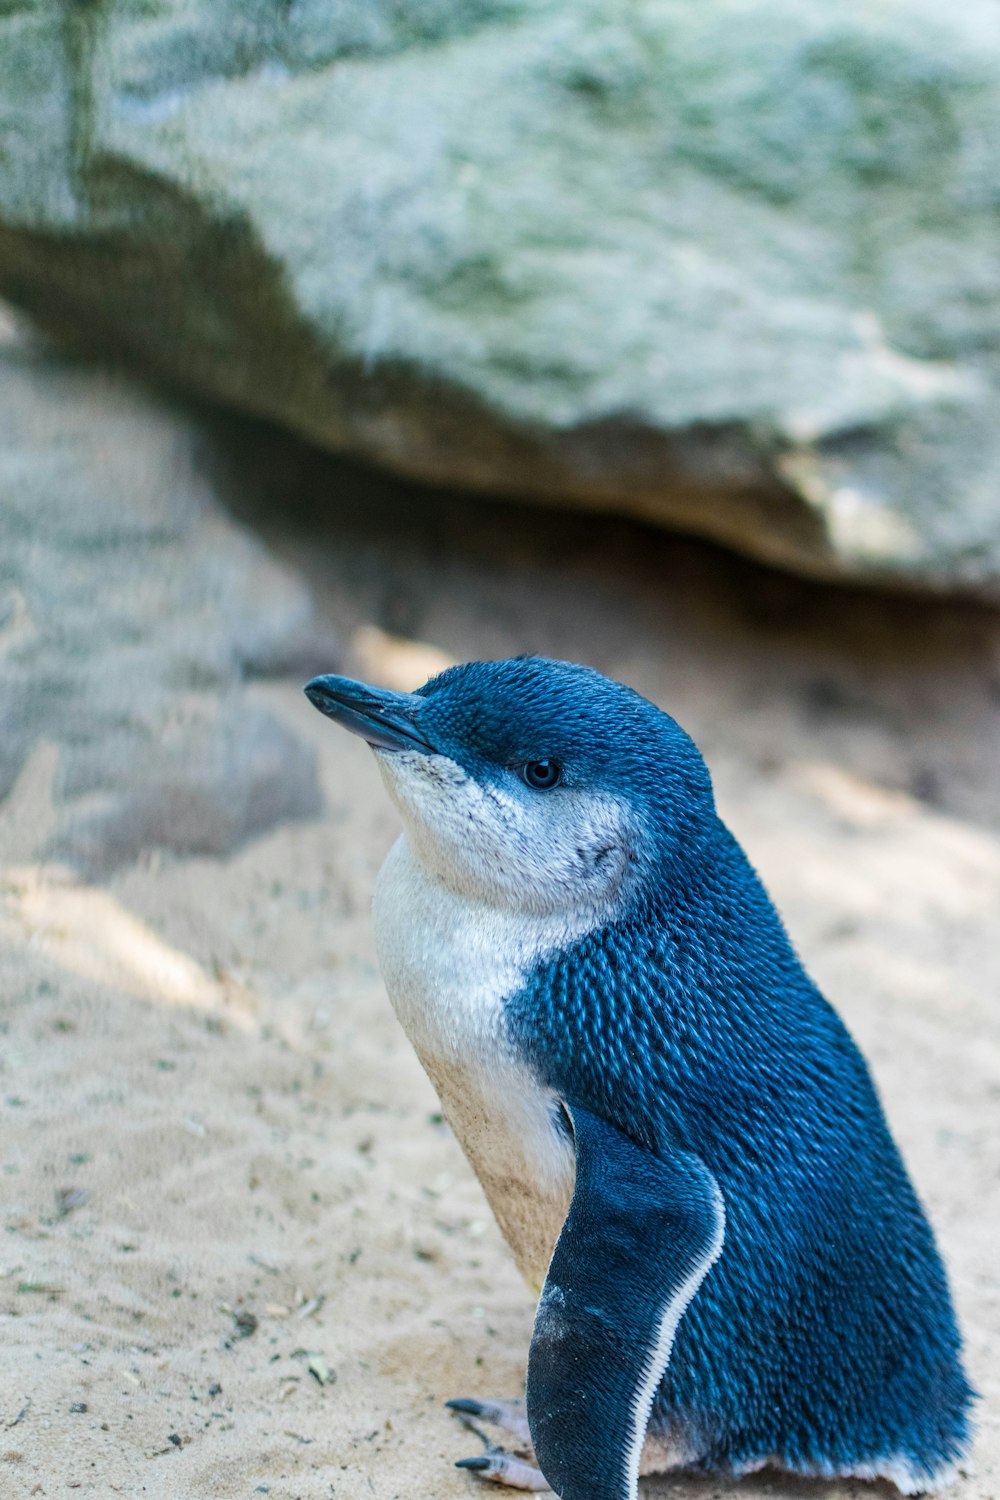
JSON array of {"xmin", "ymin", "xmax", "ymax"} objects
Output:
[{"xmin": 526, "ymin": 1105, "xmax": 724, "ymax": 1500}]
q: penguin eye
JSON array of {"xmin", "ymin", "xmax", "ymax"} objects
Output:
[{"xmin": 521, "ymin": 760, "xmax": 562, "ymax": 790}]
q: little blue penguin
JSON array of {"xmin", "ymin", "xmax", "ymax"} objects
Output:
[{"xmin": 304, "ymin": 656, "xmax": 973, "ymax": 1500}]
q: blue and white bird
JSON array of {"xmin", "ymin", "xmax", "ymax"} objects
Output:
[{"xmin": 305, "ymin": 656, "xmax": 973, "ymax": 1500}]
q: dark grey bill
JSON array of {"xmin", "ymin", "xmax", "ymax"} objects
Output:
[{"xmin": 303, "ymin": 674, "xmax": 438, "ymax": 753}]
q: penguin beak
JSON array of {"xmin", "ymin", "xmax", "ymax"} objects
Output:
[{"xmin": 303, "ymin": 674, "xmax": 438, "ymax": 754}]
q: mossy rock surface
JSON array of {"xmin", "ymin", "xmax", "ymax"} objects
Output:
[{"xmin": 1, "ymin": 0, "xmax": 999, "ymax": 592}]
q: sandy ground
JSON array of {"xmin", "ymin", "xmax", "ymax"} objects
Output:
[{"xmin": 2, "ymin": 421, "xmax": 999, "ymax": 1500}]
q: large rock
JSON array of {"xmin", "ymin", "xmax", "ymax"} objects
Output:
[
  {"xmin": 0, "ymin": 0, "xmax": 998, "ymax": 592},
  {"xmin": 0, "ymin": 309, "xmax": 331, "ymax": 873}
]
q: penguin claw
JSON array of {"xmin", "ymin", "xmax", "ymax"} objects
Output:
[
  {"xmin": 446, "ymin": 1396, "xmax": 533, "ymax": 1447},
  {"xmin": 455, "ymin": 1452, "xmax": 551, "ymax": 1490},
  {"xmin": 448, "ymin": 1400, "xmax": 547, "ymax": 1489}
]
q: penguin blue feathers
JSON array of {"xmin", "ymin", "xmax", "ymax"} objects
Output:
[{"xmin": 304, "ymin": 656, "xmax": 974, "ymax": 1500}]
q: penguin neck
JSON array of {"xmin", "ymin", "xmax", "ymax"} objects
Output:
[
  {"xmin": 398, "ymin": 829, "xmax": 618, "ymax": 945},
  {"xmin": 397, "ymin": 814, "xmax": 633, "ymax": 933},
  {"xmin": 373, "ymin": 833, "xmax": 617, "ymax": 1047}
]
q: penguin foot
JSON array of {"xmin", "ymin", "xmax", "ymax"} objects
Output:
[
  {"xmin": 448, "ymin": 1398, "xmax": 550, "ymax": 1490},
  {"xmin": 455, "ymin": 1453, "xmax": 550, "ymax": 1490},
  {"xmin": 446, "ymin": 1397, "xmax": 533, "ymax": 1448}
]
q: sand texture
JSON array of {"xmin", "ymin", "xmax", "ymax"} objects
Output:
[{"xmin": 2, "ymin": 336, "xmax": 999, "ymax": 1499}]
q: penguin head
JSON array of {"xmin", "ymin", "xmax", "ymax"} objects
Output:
[{"xmin": 305, "ymin": 657, "xmax": 715, "ymax": 919}]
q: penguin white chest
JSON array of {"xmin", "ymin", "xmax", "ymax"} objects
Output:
[{"xmin": 372, "ymin": 835, "xmax": 576, "ymax": 1287}]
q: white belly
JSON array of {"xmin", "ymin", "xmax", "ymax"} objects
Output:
[{"xmin": 372, "ymin": 835, "xmax": 580, "ymax": 1288}]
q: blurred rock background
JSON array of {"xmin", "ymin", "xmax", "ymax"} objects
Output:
[
  {"xmin": 0, "ymin": 310, "xmax": 335, "ymax": 872},
  {"xmin": 2, "ymin": 0, "xmax": 1000, "ymax": 592},
  {"xmin": 0, "ymin": 5, "xmax": 998, "ymax": 1498}
]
